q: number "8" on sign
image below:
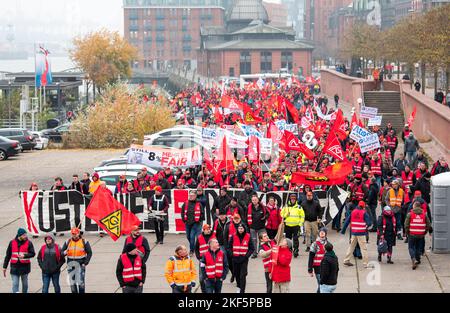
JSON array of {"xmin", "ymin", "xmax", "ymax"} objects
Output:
[{"xmin": 302, "ymin": 131, "xmax": 318, "ymax": 150}]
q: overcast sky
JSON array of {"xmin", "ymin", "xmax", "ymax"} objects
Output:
[{"xmin": 0, "ymin": 0, "xmax": 281, "ymax": 46}]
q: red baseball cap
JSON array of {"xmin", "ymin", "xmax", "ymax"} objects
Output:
[{"xmin": 358, "ymin": 201, "xmax": 366, "ymax": 208}]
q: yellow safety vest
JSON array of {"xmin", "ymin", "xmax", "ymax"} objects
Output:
[{"xmin": 281, "ymin": 202, "xmax": 305, "ymax": 227}]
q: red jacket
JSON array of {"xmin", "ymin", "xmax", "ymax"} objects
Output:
[
  {"xmin": 271, "ymin": 246, "xmax": 292, "ymax": 283},
  {"xmin": 265, "ymin": 204, "xmax": 282, "ymax": 231}
]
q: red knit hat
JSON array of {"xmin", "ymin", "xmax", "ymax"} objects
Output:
[{"xmin": 358, "ymin": 201, "xmax": 366, "ymax": 208}]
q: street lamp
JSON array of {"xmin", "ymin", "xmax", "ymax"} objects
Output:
[{"xmin": 8, "ymin": 80, "xmax": 12, "ymax": 128}]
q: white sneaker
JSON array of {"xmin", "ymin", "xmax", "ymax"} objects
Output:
[{"xmin": 236, "ymin": 288, "xmax": 240, "ymax": 293}]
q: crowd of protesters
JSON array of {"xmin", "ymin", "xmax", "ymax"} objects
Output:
[{"xmin": 4, "ymin": 78, "xmax": 449, "ymax": 294}]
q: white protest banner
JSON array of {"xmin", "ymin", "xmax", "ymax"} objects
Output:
[
  {"xmin": 260, "ymin": 138, "xmax": 273, "ymax": 155},
  {"xmin": 128, "ymin": 144, "xmax": 202, "ymax": 168},
  {"xmin": 286, "ymin": 123, "xmax": 299, "ymax": 135},
  {"xmin": 350, "ymin": 125, "xmax": 371, "ymax": 141},
  {"xmin": 238, "ymin": 123, "xmax": 263, "ymax": 138},
  {"xmin": 275, "ymin": 120, "xmax": 287, "ymax": 132},
  {"xmin": 368, "ymin": 116, "xmax": 383, "ymax": 126},
  {"xmin": 358, "ymin": 133, "xmax": 381, "ymax": 153},
  {"xmin": 202, "ymin": 127, "xmax": 218, "ymax": 148},
  {"xmin": 360, "ymin": 106, "xmax": 378, "ymax": 119},
  {"xmin": 217, "ymin": 130, "xmax": 248, "ymax": 149}
]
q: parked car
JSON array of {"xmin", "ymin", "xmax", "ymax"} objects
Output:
[
  {"xmin": 0, "ymin": 128, "xmax": 36, "ymax": 151},
  {"xmin": 143, "ymin": 126, "xmax": 202, "ymax": 146},
  {"xmin": 0, "ymin": 136, "xmax": 21, "ymax": 161},
  {"xmin": 40, "ymin": 123, "xmax": 70, "ymax": 142},
  {"xmin": 94, "ymin": 164, "xmax": 157, "ymax": 176},
  {"xmin": 97, "ymin": 171, "xmax": 138, "ymax": 193},
  {"xmin": 30, "ymin": 131, "xmax": 49, "ymax": 150}
]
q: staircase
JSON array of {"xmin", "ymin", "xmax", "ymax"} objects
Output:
[{"xmin": 363, "ymin": 91, "xmax": 405, "ymax": 138}]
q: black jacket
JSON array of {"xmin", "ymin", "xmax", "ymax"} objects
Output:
[
  {"xmin": 37, "ymin": 243, "xmax": 65, "ymax": 274},
  {"xmin": 156, "ymin": 178, "xmax": 171, "ymax": 190},
  {"xmin": 69, "ymin": 182, "xmax": 83, "ymax": 193},
  {"xmin": 80, "ymin": 179, "xmax": 91, "ymax": 194},
  {"xmin": 377, "ymin": 213, "xmax": 396, "ymax": 247},
  {"xmin": 214, "ymin": 218, "xmax": 228, "ymax": 246},
  {"xmin": 319, "ymin": 251, "xmax": 339, "ymax": 286},
  {"xmin": 301, "ymin": 199, "xmax": 323, "ymax": 222},
  {"xmin": 368, "ymin": 182, "xmax": 380, "ymax": 206},
  {"xmin": 122, "ymin": 235, "xmax": 151, "ymax": 263},
  {"xmin": 248, "ymin": 204, "xmax": 268, "ymax": 230},
  {"xmin": 116, "ymin": 253, "xmax": 146, "ymax": 287},
  {"xmin": 237, "ymin": 189, "xmax": 257, "ymax": 215},
  {"xmin": 223, "ymin": 221, "xmax": 248, "ymax": 250},
  {"xmin": 181, "ymin": 200, "xmax": 205, "ymax": 226},
  {"xmin": 411, "ymin": 177, "xmax": 431, "ymax": 204},
  {"xmin": 213, "ymin": 194, "xmax": 232, "ymax": 216},
  {"xmin": 227, "ymin": 230, "xmax": 255, "ymax": 264},
  {"xmin": 3, "ymin": 238, "xmax": 36, "ymax": 275}
]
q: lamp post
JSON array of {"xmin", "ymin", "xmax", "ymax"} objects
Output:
[{"xmin": 8, "ymin": 81, "xmax": 12, "ymax": 128}]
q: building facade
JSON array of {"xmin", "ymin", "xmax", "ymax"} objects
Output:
[
  {"xmin": 123, "ymin": 0, "xmax": 227, "ymax": 71},
  {"xmin": 262, "ymin": 1, "xmax": 289, "ymax": 28},
  {"xmin": 198, "ymin": 0, "xmax": 313, "ymax": 77}
]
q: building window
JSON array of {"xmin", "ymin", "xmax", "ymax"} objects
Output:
[
  {"xmin": 281, "ymin": 52, "xmax": 293, "ymax": 71},
  {"xmin": 129, "ymin": 31, "xmax": 139, "ymax": 39},
  {"xmin": 260, "ymin": 52, "xmax": 272, "ymax": 73},
  {"xmin": 240, "ymin": 52, "xmax": 251, "ymax": 75},
  {"xmin": 229, "ymin": 67, "xmax": 235, "ymax": 77}
]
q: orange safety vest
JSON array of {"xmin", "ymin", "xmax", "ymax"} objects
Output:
[
  {"xmin": 10, "ymin": 240, "xmax": 31, "ymax": 264},
  {"xmin": 312, "ymin": 240, "xmax": 325, "ymax": 267},
  {"xmin": 204, "ymin": 250, "xmax": 224, "ymax": 279},
  {"xmin": 66, "ymin": 239, "xmax": 86, "ymax": 259},
  {"xmin": 120, "ymin": 253, "xmax": 143, "ymax": 282},
  {"xmin": 409, "ymin": 212, "xmax": 426, "ymax": 236},
  {"xmin": 232, "ymin": 233, "xmax": 250, "ymax": 257},
  {"xmin": 389, "ymin": 188, "xmax": 404, "ymax": 208}
]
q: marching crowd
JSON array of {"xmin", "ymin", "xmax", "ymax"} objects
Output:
[{"xmin": 3, "ymin": 79, "xmax": 450, "ymax": 294}]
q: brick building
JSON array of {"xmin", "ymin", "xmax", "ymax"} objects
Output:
[
  {"xmin": 262, "ymin": 1, "xmax": 289, "ymax": 28},
  {"xmin": 123, "ymin": 0, "xmax": 228, "ymax": 71},
  {"xmin": 198, "ymin": 0, "xmax": 313, "ymax": 78}
]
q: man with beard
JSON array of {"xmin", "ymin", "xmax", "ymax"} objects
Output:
[{"xmin": 212, "ymin": 187, "xmax": 232, "ymax": 221}]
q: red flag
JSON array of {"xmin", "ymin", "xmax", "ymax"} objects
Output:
[
  {"xmin": 184, "ymin": 112, "xmax": 189, "ymax": 126},
  {"xmin": 351, "ymin": 112, "xmax": 358, "ymax": 129},
  {"xmin": 407, "ymin": 106, "xmax": 417, "ymax": 127},
  {"xmin": 291, "ymin": 160, "xmax": 353, "ymax": 186},
  {"xmin": 85, "ymin": 187, "xmax": 141, "ymax": 241},
  {"xmin": 268, "ymin": 121, "xmax": 285, "ymax": 151},
  {"xmin": 221, "ymin": 95, "xmax": 244, "ymax": 115},
  {"xmin": 323, "ymin": 132, "xmax": 345, "ymax": 161},
  {"xmin": 248, "ymin": 136, "xmax": 260, "ymax": 162},
  {"xmin": 243, "ymin": 103, "xmax": 263, "ymax": 125},
  {"xmin": 330, "ymin": 109, "xmax": 347, "ymax": 140},
  {"xmin": 214, "ymin": 105, "xmax": 223, "ymax": 123},
  {"xmin": 284, "ymin": 130, "xmax": 315, "ymax": 159},
  {"xmin": 300, "ymin": 116, "xmax": 311, "ymax": 129},
  {"xmin": 282, "ymin": 96, "xmax": 300, "ymax": 123},
  {"xmin": 215, "ymin": 136, "xmax": 235, "ymax": 172}
]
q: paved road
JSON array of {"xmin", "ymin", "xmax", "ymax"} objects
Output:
[{"xmin": 0, "ymin": 150, "xmax": 449, "ymax": 293}]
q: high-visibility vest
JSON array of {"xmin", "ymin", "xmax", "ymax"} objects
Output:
[
  {"xmin": 402, "ymin": 171, "xmax": 414, "ymax": 188},
  {"xmin": 409, "ymin": 212, "xmax": 426, "ymax": 236},
  {"xmin": 232, "ymin": 233, "xmax": 250, "ymax": 257},
  {"xmin": 151, "ymin": 194, "xmax": 167, "ymax": 211},
  {"xmin": 227, "ymin": 222, "xmax": 237, "ymax": 240},
  {"xmin": 66, "ymin": 239, "xmax": 87, "ymax": 259},
  {"xmin": 39, "ymin": 244, "xmax": 61, "ymax": 263},
  {"xmin": 352, "ymin": 159, "xmax": 363, "ymax": 173},
  {"xmin": 313, "ymin": 240, "xmax": 325, "ymax": 267},
  {"xmin": 197, "ymin": 234, "xmax": 215, "ymax": 257},
  {"xmin": 261, "ymin": 241, "xmax": 274, "ymax": 271},
  {"xmin": 116, "ymin": 181, "xmax": 128, "ymax": 194},
  {"xmin": 370, "ymin": 159, "xmax": 382, "ymax": 176},
  {"xmin": 204, "ymin": 250, "xmax": 224, "ymax": 279},
  {"xmin": 386, "ymin": 135, "xmax": 397, "ymax": 149},
  {"xmin": 350, "ymin": 209, "xmax": 367, "ymax": 234},
  {"xmin": 120, "ymin": 253, "xmax": 143, "ymax": 282},
  {"xmin": 10, "ymin": 240, "xmax": 31, "ymax": 264},
  {"xmin": 281, "ymin": 202, "xmax": 304, "ymax": 227},
  {"xmin": 351, "ymin": 184, "xmax": 365, "ymax": 202},
  {"xmin": 226, "ymin": 206, "xmax": 239, "ymax": 220},
  {"xmin": 184, "ymin": 201, "xmax": 201, "ymax": 222},
  {"xmin": 126, "ymin": 236, "xmax": 145, "ymax": 257},
  {"xmin": 389, "ymin": 188, "xmax": 404, "ymax": 208}
]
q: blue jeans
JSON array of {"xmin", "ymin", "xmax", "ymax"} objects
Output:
[
  {"xmin": 67, "ymin": 262, "xmax": 86, "ymax": 293},
  {"xmin": 407, "ymin": 151, "xmax": 417, "ymax": 164},
  {"xmin": 395, "ymin": 212, "xmax": 402, "ymax": 233},
  {"xmin": 185, "ymin": 223, "xmax": 202, "ymax": 253},
  {"xmin": 408, "ymin": 236, "xmax": 424, "ymax": 262},
  {"xmin": 320, "ymin": 284, "xmax": 337, "ymax": 293},
  {"xmin": 315, "ymin": 273, "xmax": 321, "ymax": 293},
  {"xmin": 11, "ymin": 274, "xmax": 28, "ymax": 293},
  {"xmin": 42, "ymin": 272, "xmax": 61, "ymax": 293},
  {"xmin": 205, "ymin": 279, "xmax": 223, "ymax": 293},
  {"xmin": 369, "ymin": 204, "xmax": 378, "ymax": 230}
]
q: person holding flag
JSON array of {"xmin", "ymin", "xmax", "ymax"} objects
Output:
[
  {"xmin": 271, "ymin": 237, "xmax": 293, "ymax": 293},
  {"xmin": 258, "ymin": 232, "xmax": 276, "ymax": 293},
  {"xmin": 308, "ymin": 228, "xmax": 328, "ymax": 293}
]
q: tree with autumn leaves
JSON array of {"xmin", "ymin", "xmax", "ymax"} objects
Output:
[
  {"xmin": 342, "ymin": 4, "xmax": 450, "ymax": 93},
  {"xmin": 70, "ymin": 29, "xmax": 138, "ymax": 96}
]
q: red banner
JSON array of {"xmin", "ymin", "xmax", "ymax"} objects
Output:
[{"xmin": 291, "ymin": 160, "xmax": 353, "ymax": 186}]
